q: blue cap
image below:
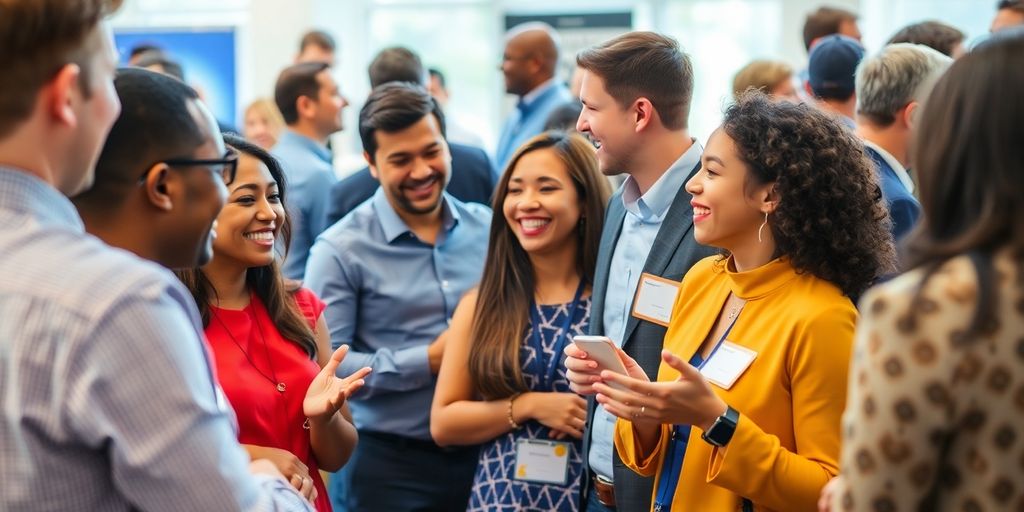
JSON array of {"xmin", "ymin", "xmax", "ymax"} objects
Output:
[{"xmin": 808, "ymin": 34, "xmax": 865, "ymax": 100}]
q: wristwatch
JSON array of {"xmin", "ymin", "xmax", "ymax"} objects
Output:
[{"xmin": 701, "ymin": 405, "xmax": 740, "ymax": 447}]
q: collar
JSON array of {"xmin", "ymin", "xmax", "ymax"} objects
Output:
[
  {"xmin": 620, "ymin": 139, "xmax": 703, "ymax": 222},
  {"xmin": 278, "ymin": 129, "xmax": 332, "ymax": 164},
  {"xmin": 714, "ymin": 255, "xmax": 800, "ymax": 300},
  {"xmin": 0, "ymin": 166, "xmax": 84, "ymax": 231},
  {"xmin": 863, "ymin": 140, "xmax": 914, "ymax": 193},
  {"xmin": 371, "ymin": 188, "xmax": 459, "ymax": 243},
  {"xmin": 520, "ymin": 78, "xmax": 561, "ymax": 109}
]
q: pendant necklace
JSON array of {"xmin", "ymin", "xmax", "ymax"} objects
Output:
[{"xmin": 211, "ymin": 300, "xmax": 286, "ymax": 394}]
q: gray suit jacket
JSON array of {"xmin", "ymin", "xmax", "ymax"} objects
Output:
[{"xmin": 580, "ymin": 162, "xmax": 717, "ymax": 511}]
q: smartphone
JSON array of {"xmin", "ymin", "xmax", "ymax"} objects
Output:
[{"xmin": 571, "ymin": 335, "xmax": 630, "ymax": 390}]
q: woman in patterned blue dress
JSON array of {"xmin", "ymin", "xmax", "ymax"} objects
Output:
[{"xmin": 431, "ymin": 132, "xmax": 611, "ymax": 511}]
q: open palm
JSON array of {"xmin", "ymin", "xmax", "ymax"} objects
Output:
[{"xmin": 303, "ymin": 345, "xmax": 371, "ymax": 422}]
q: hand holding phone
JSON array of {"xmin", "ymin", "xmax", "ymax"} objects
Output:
[{"xmin": 571, "ymin": 335, "xmax": 630, "ymax": 390}]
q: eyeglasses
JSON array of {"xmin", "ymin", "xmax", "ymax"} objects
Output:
[{"xmin": 139, "ymin": 149, "xmax": 239, "ymax": 186}]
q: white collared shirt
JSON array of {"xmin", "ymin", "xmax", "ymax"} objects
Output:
[{"xmin": 862, "ymin": 140, "xmax": 914, "ymax": 194}]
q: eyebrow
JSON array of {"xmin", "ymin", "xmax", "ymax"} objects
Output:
[
  {"xmin": 509, "ymin": 176, "xmax": 563, "ymax": 184},
  {"xmin": 703, "ymin": 155, "xmax": 725, "ymax": 166},
  {"xmin": 231, "ymin": 182, "xmax": 278, "ymax": 192},
  {"xmin": 386, "ymin": 142, "xmax": 441, "ymax": 161}
]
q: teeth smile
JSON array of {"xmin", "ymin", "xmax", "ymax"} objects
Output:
[
  {"xmin": 694, "ymin": 207, "xmax": 710, "ymax": 216},
  {"xmin": 521, "ymin": 219, "xmax": 550, "ymax": 229},
  {"xmin": 244, "ymin": 231, "xmax": 274, "ymax": 241}
]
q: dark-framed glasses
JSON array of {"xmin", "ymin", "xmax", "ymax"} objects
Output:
[{"xmin": 139, "ymin": 149, "xmax": 239, "ymax": 186}]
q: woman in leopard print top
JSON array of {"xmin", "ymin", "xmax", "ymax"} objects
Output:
[{"xmin": 824, "ymin": 33, "xmax": 1024, "ymax": 511}]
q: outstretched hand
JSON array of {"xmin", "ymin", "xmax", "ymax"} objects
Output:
[
  {"xmin": 303, "ymin": 345, "xmax": 372, "ymax": 423},
  {"xmin": 593, "ymin": 349, "xmax": 726, "ymax": 432}
]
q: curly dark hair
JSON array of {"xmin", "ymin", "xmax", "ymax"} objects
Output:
[{"xmin": 721, "ymin": 92, "xmax": 897, "ymax": 298}]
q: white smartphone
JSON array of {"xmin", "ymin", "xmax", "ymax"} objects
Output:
[{"xmin": 571, "ymin": 335, "xmax": 630, "ymax": 390}]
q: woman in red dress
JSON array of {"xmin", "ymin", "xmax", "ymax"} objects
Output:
[{"xmin": 178, "ymin": 134, "xmax": 369, "ymax": 511}]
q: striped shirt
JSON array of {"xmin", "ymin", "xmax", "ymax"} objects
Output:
[{"xmin": 0, "ymin": 167, "xmax": 311, "ymax": 512}]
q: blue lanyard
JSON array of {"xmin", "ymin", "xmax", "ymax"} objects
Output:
[
  {"xmin": 528, "ymin": 280, "xmax": 585, "ymax": 391},
  {"xmin": 653, "ymin": 313, "xmax": 740, "ymax": 512}
]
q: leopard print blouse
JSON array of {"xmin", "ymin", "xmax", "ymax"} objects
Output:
[{"xmin": 834, "ymin": 250, "xmax": 1024, "ymax": 511}]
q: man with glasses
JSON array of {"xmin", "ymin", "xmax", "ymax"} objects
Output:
[
  {"xmin": 494, "ymin": 22, "xmax": 574, "ymax": 174},
  {"xmin": 0, "ymin": 14, "xmax": 311, "ymax": 503},
  {"xmin": 75, "ymin": 68, "xmax": 237, "ymax": 269}
]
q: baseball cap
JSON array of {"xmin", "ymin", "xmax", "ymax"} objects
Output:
[{"xmin": 808, "ymin": 34, "xmax": 865, "ymax": 100}]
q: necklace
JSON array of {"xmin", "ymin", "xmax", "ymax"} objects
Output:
[{"xmin": 211, "ymin": 301, "xmax": 287, "ymax": 394}]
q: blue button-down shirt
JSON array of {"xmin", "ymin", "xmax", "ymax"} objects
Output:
[
  {"xmin": 0, "ymin": 167, "xmax": 310, "ymax": 512},
  {"xmin": 271, "ymin": 129, "xmax": 338, "ymax": 280},
  {"xmin": 494, "ymin": 79, "xmax": 574, "ymax": 175},
  {"xmin": 304, "ymin": 189, "xmax": 491, "ymax": 440},
  {"xmin": 588, "ymin": 141, "xmax": 703, "ymax": 480}
]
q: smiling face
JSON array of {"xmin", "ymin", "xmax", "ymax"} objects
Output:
[
  {"xmin": 576, "ymin": 70, "xmax": 637, "ymax": 176},
  {"xmin": 503, "ymin": 147, "xmax": 582, "ymax": 257},
  {"xmin": 685, "ymin": 128, "xmax": 774, "ymax": 252},
  {"xmin": 210, "ymin": 152, "xmax": 284, "ymax": 269},
  {"xmin": 368, "ymin": 113, "xmax": 451, "ymax": 217}
]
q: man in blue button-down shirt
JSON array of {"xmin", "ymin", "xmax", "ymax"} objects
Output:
[
  {"xmin": 495, "ymin": 22, "xmax": 575, "ymax": 174},
  {"xmin": 272, "ymin": 61, "xmax": 348, "ymax": 280},
  {"xmin": 306, "ymin": 82, "xmax": 491, "ymax": 512}
]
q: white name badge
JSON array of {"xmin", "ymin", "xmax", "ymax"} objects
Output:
[
  {"xmin": 631, "ymin": 273, "xmax": 681, "ymax": 327},
  {"xmin": 514, "ymin": 439, "xmax": 571, "ymax": 485},
  {"xmin": 700, "ymin": 341, "xmax": 757, "ymax": 390}
]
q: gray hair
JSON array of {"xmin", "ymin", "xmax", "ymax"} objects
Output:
[{"xmin": 855, "ymin": 43, "xmax": 952, "ymax": 126}]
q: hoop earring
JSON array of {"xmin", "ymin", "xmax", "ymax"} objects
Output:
[{"xmin": 757, "ymin": 212, "xmax": 768, "ymax": 243}]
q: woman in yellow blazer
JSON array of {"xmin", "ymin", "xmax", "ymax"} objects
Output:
[{"xmin": 565, "ymin": 93, "xmax": 896, "ymax": 511}]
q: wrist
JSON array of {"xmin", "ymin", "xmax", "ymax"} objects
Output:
[
  {"xmin": 307, "ymin": 410, "xmax": 339, "ymax": 429},
  {"xmin": 699, "ymin": 398, "xmax": 729, "ymax": 432}
]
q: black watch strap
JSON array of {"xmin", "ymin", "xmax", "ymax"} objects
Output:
[{"xmin": 701, "ymin": 405, "xmax": 740, "ymax": 447}]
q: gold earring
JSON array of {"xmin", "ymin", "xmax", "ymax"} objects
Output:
[{"xmin": 758, "ymin": 212, "xmax": 768, "ymax": 243}]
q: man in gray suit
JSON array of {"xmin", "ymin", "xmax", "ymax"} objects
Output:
[{"xmin": 567, "ymin": 32, "xmax": 716, "ymax": 512}]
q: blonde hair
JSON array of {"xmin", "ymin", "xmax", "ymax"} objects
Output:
[
  {"xmin": 732, "ymin": 60, "xmax": 793, "ymax": 101},
  {"xmin": 244, "ymin": 98, "xmax": 285, "ymax": 134}
]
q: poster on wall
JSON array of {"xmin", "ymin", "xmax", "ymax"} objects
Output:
[{"xmin": 114, "ymin": 28, "xmax": 237, "ymax": 130}]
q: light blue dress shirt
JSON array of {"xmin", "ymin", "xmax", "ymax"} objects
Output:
[
  {"xmin": 0, "ymin": 167, "xmax": 310, "ymax": 511},
  {"xmin": 304, "ymin": 189, "xmax": 491, "ymax": 440},
  {"xmin": 494, "ymin": 79, "xmax": 574, "ymax": 175},
  {"xmin": 271, "ymin": 129, "xmax": 338, "ymax": 280},
  {"xmin": 587, "ymin": 141, "xmax": 703, "ymax": 481}
]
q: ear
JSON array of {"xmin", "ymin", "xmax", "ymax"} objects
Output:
[
  {"xmin": 903, "ymin": 101, "xmax": 919, "ymax": 130},
  {"xmin": 364, "ymin": 151, "xmax": 380, "ymax": 180},
  {"xmin": 760, "ymin": 183, "xmax": 780, "ymax": 214},
  {"xmin": 47, "ymin": 64, "xmax": 82, "ymax": 128},
  {"xmin": 141, "ymin": 163, "xmax": 176, "ymax": 212},
  {"xmin": 296, "ymin": 95, "xmax": 316, "ymax": 121},
  {"xmin": 633, "ymin": 97, "xmax": 655, "ymax": 133}
]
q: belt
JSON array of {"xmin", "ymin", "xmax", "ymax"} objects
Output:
[
  {"xmin": 359, "ymin": 430, "xmax": 477, "ymax": 455},
  {"xmin": 592, "ymin": 474, "xmax": 616, "ymax": 509}
]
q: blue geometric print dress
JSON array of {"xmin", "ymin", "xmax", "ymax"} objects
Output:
[{"xmin": 467, "ymin": 296, "xmax": 591, "ymax": 512}]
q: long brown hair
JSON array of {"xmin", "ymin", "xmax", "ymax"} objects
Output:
[
  {"xmin": 176, "ymin": 134, "xmax": 317, "ymax": 359},
  {"xmin": 468, "ymin": 131, "xmax": 611, "ymax": 400},
  {"xmin": 904, "ymin": 33, "xmax": 1024, "ymax": 339}
]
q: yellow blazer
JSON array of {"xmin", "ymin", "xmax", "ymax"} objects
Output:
[{"xmin": 615, "ymin": 256, "xmax": 856, "ymax": 511}]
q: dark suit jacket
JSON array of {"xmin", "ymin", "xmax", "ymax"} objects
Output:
[
  {"xmin": 581, "ymin": 162, "xmax": 717, "ymax": 512},
  {"xmin": 865, "ymin": 146, "xmax": 920, "ymax": 243},
  {"xmin": 325, "ymin": 142, "xmax": 496, "ymax": 226}
]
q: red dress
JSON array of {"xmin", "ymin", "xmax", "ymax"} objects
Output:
[{"xmin": 206, "ymin": 288, "xmax": 331, "ymax": 512}]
